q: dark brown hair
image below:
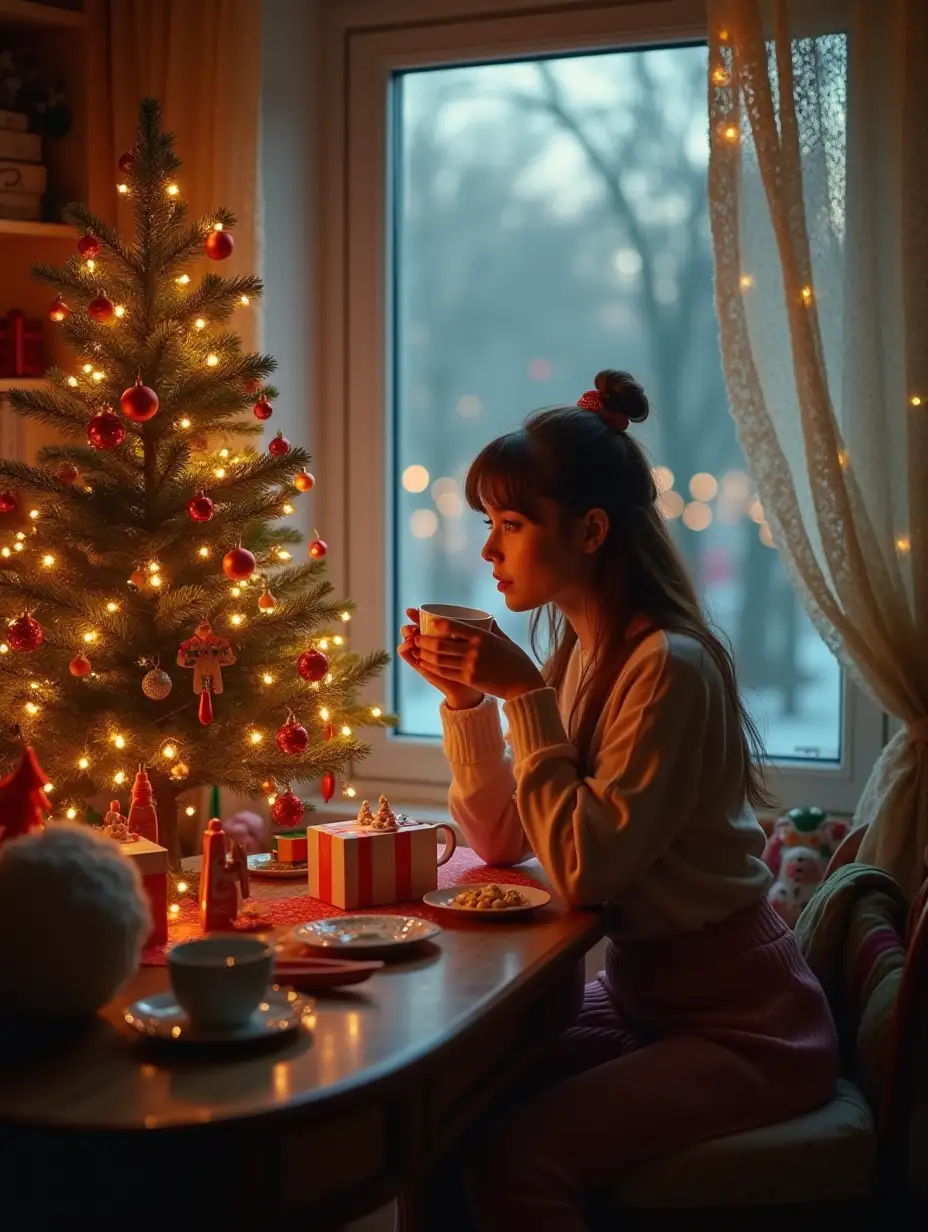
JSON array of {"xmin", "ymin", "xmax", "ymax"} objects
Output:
[{"xmin": 464, "ymin": 369, "xmax": 771, "ymax": 809}]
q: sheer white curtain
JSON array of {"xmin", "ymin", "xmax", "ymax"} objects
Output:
[{"xmin": 707, "ymin": 0, "xmax": 928, "ymax": 894}]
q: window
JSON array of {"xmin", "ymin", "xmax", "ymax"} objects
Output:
[{"xmin": 318, "ymin": 0, "xmax": 885, "ymax": 811}]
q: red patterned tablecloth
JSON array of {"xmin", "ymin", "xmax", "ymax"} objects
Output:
[{"xmin": 141, "ymin": 847, "xmax": 546, "ymax": 965}]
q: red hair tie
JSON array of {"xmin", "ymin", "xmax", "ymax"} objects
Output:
[{"xmin": 577, "ymin": 390, "xmax": 629, "ymax": 433}]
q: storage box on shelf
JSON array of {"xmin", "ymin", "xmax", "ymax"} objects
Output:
[{"xmin": 0, "ymin": 0, "xmax": 96, "ymax": 462}]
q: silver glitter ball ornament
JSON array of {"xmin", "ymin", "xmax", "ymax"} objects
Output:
[{"xmin": 142, "ymin": 667, "xmax": 173, "ymax": 700}]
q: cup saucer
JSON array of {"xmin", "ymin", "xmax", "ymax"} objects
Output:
[{"xmin": 123, "ymin": 985, "xmax": 313, "ymax": 1045}]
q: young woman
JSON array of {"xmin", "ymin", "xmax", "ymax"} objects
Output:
[{"xmin": 397, "ymin": 370, "xmax": 838, "ymax": 1232}]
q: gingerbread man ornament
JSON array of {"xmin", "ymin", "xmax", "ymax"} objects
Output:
[{"xmin": 176, "ymin": 619, "xmax": 236, "ymax": 696}]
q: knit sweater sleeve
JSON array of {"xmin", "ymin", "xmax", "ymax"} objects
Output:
[
  {"xmin": 440, "ymin": 697, "xmax": 532, "ymax": 866},
  {"xmin": 503, "ymin": 643, "xmax": 711, "ymax": 908}
]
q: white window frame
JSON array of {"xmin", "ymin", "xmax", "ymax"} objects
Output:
[{"xmin": 313, "ymin": 0, "xmax": 886, "ymax": 814}]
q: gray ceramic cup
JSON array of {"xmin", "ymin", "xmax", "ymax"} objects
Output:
[{"xmin": 167, "ymin": 936, "xmax": 273, "ymax": 1030}]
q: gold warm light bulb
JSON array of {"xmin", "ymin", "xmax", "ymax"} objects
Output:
[
  {"xmin": 341, "ymin": 725, "xmax": 352, "ymax": 737},
  {"xmin": 206, "ymin": 354, "xmax": 219, "ymax": 367},
  {"xmin": 167, "ymin": 183, "xmax": 180, "ymax": 196},
  {"xmin": 370, "ymin": 706, "xmax": 382, "ymax": 718},
  {"xmin": 114, "ymin": 771, "xmax": 126, "ymax": 784},
  {"xmin": 78, "ymin": 757, "xmax": 90, "ymax": 769},
  {"xmin": 176, "ymin": 274, "xmax": 190, "ymax": 285},
  {"xmin": 249, "ymin": 731, "xmax": 263, "ymax": 744},
  {"xmin": 162, "ymin": 744, "xmax": 177, "ymax": 759}
]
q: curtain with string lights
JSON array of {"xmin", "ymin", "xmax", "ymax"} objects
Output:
[
  {"xmin": 707, "ymin": 0, "xmax": 928, "ymax": 893},
  {"xmin": 88, "ymin": 0, "xmax": 263, "ymax": 349}
]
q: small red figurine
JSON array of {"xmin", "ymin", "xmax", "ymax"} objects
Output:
[
  {"xmin": 200, "ymin": 818, "xmax": 249, "ymax": 933},
  {"xmin": 0, "ymin": 745, "xmax": 52, "ymax": 846}
]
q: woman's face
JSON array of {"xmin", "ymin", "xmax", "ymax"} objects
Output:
[{"xmin": 480, "ymin": 499, "xmax": 606, "ymax": 612}]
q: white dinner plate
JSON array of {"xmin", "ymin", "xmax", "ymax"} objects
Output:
[
  {"xmin": 123, "ymin": 986, "xmax": 312, "ymax": 1045},
  {"xmin": 248, "ymin": 852, "xmax": 308, "ymax": 879},
  {"xmin": 291, "ymin": 914, "xmax": 441, "ymax": 955},
  {"xmin": 423, "ymin": 883, "xmax": 551, "ymax": 917}
]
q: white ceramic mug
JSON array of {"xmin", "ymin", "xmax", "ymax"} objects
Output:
[
  {"xmin": 168, "ymin": 936, "xmax": 272, "ymax": 1030},
  {"xmin": 418, "ymin": 603, "xmax": 493, "ymax": 636}
]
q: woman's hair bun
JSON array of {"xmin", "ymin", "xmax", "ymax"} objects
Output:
[{"xmin": 594, "ymin": 369, "xmax": 650, "ymax": 424}]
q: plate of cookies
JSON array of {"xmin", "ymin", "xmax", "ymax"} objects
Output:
[{"xmin": 423, "ymin": 882, "xmax": 551, "ymax": 917}]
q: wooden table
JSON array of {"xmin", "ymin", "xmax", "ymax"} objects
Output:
[{"xmin": 0, "ymin": 863, "xmax": 603, "ymax": 1230}]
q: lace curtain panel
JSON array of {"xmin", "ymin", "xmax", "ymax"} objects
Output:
[{"xmin": 707, "ymin": 0, "xmax": 928, "ymax": 893}]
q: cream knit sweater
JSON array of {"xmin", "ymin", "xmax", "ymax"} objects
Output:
[{"xmin": 441, "ymin": 629, "xmax": 772, "ymax": 937}]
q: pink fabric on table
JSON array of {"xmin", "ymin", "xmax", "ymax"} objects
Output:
[{"xmin": 142, "ymin": 846, "xmax": 544, "ymax": 965}]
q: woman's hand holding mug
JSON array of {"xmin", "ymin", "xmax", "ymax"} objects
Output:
[{"xmin": 397, "ymin": 606, "xmax": 486, "ymax": 711}]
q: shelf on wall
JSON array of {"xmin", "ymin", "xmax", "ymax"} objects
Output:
[
  {"xmin": 0, "ymin": 219, "xmax": 74, "ymax": 239},
  {"xmin": 0, "ymin": 1, "xmax": 86, "ymax": 30},
  {"xmin": 0, "ymin": 376, "xmax": 49, "ymax": 391}
]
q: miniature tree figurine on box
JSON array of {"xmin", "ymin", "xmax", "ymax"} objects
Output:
[{"xmin": 0, "ymin": 745, "xmax": 51, "ymax": 847}]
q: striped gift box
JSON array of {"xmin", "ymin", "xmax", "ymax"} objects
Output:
[{"xmin": 307, "ymin": 819, "xmax": 449, "ymax": 909}]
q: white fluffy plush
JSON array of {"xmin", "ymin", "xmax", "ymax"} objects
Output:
[{"xmin": 0, "ymin": 823, "xmax": 151, "ymax": 1023}]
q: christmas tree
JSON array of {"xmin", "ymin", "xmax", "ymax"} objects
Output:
[{"xmin": 0, "ymin": 99, "xmax": 390, "ymax": 867}]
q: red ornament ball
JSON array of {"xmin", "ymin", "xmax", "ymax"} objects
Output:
[
  {"xmin": 87, "ymin": 408, "xmax": 126, "ymax": 450},
  {"xmin": 293, "ymin": 470, "xmax": 315, "ymax": 492},
  {"xmin": 189, "ymin": 434, "xmax": 209, "ymax": 453},
  {"xmin": 88, "ymin": 293, "xmax": 115, "ymax": 323},
  {"xmin": 118, "ymin": 150, "xmax": 135, "ymax": 174},
  {"xmin": 321, "ymin": 771, "xmax": 336, "ymax": 803},
  {"xmin": 56, "ymin": 463, "xmax": 79, "ymax": 485},
  {"xmin": 48, "ymin": 295, "xmax": 70, "ymax": 322},
  {"xmin": 7, "ymin": 613, "xmax": 45, "ymax": 653},
  {"xmin": 222, "ymin": 546, "xmax": 256, "ymax": 581},
  {"xmin": 204, "ymin": 227, "xmax": 235, "ymax": 260},
  {"xmin": 120, "ymin": 376, "xmax": 160, "ymax": 422},
  {"xmin": 253, "ymin": 394, "xmax": 273, "ymax": 421},
  {"xmin": 242, "ymin": 377, "xmax": 261, "ymax": 395},
  {"xmin": 308, "ymin": 538, "xmax": 328, "ymax": 561},
  {"xmin": 69, "ymin": 652, "xmax": 92, "ymax": 677},
  {"xmin": 187, "ymin": 492, "xmax": 214, "ymax": 522},
  {"xmin": 276, "ymin": 718, "xmax": 309, "ymax": 756},
  {"xmin": 268, "ymin": 430, "xmax": 291, "ymax": 457},
  {"xmin": 271, "ymin": 789, "xmax": 305, "ymax": 827},
  {"xmin": 77, "ymin": 233, "xmax": 101, "ymax": 259},
  {"xmin": 297, "ymin": 649, "xmax": 329, "ymax": 683},
  {"xmin": 0, "ymin": 490, "xmax": 18, "ymax": 515}
]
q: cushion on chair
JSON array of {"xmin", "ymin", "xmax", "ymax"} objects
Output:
[{"xmin": 614, "ymin": 1079, "xmax": 876, "ymax": 1208}]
